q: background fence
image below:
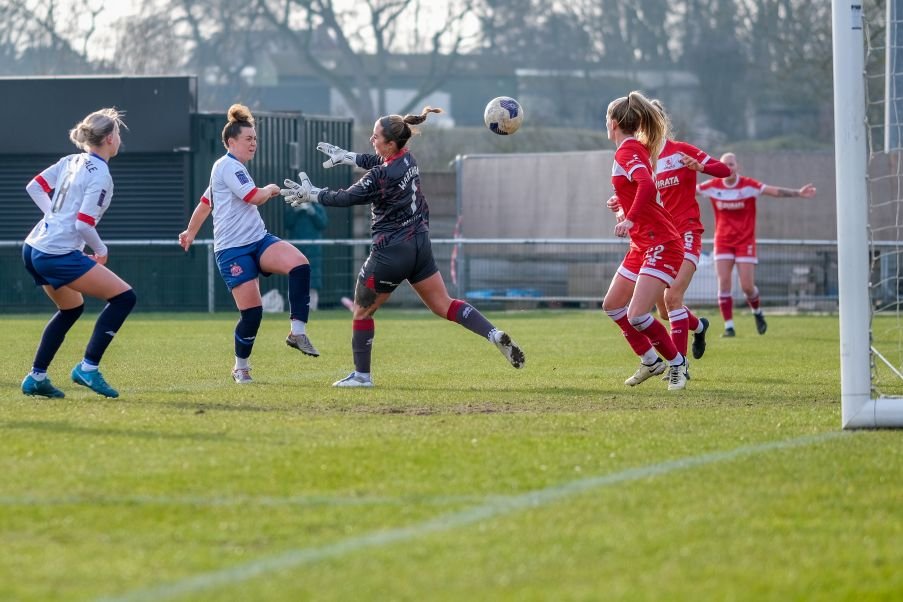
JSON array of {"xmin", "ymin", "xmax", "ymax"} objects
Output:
[{"xmin": 1, "ymin": 238, "xmax": 854, "ymax": 314}]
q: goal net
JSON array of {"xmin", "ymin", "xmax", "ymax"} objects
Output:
[{"xmin": 836, "ymin": 0, "xmax": 903, "ymax": 427}]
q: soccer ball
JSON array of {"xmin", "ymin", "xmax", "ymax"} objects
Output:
[{"xmin": 484, "ymin": 96, "xmax": 524, "ymax": 135}]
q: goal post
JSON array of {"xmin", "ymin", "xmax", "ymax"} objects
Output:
[{"xmin": 834, "ymin": 0, "xmax": 903, "ymax": 428}]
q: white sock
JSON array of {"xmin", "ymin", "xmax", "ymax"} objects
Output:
[
  {"xmin": 640, "ymin": 349, "xmax": 659, "ymax": 365},
  {"xmin": 290, "ymin": 319, "xmax": 306, "ymax": 336},
  {"xmin": 724, "ymin": 319, "xmax": 735, "ymax": 330},
  {"xmin": 80, "ymin": 360, "xmax": 98, "ymax": 372},
  {"xmin": 668, "ymin": 354, "xmax": 685, "ymax": 367},
  {"xmin": 235, "ymin": 357, "xmax": 250, "ymax": 370},
  {"xmin": 30, "ymin": 371, "xmax": 47, "ymax": 381},
  {"xmin": 356, "ymin": 371, "xmax": 371, "ymax": 380}
]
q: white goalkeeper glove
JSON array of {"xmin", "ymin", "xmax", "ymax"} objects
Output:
[
  {"xmin": 280, "ymin": 172, "xmax": 324, "ymax": 208},
  {"xmin": 316, "ymin": 141, "xmax": 357, "ymax": 169}
]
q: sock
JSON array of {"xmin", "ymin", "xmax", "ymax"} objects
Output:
[
  {"xmin": 288, "ymin": 264, "xmax": 311, "ymax": 324},
  {"xmin": 667, "ymin": 307, "xmax": 690, "ymax": 357},
  {"xmin": 640, "ymin": 348, "xmax": 659, "ymax": 365},
  {"xmin": 32, "ymin": 304, "xmax": 84, "ymax": 373},
  {"xmin": 235, "ymin": 356, "xmax": 250, "ymax": 370},
  {"xmin": 684, "ymin": 306, "xmax": 700, "ymax": 332},
  {"xmin": 746, "ymin": 287, "xmax": 761, "ymax": 312},
  {"xmin": 290, "ymin": 319, "xmax": 306, "ymax": 336},
  {"xmin": 234, "ymin": 306, "xmax": 263, "ymax": 360},
  {"xmin": 352, "ymin": 318, "xmax": 374, "ymax": 374},
  {"xmin": 724, "ymin": 319, "xmax": 735, "ymax": 330},
  {"xmin": 30, "ymin": 371, "xmax": 47, "ymax": 381},
  {"xmin": 84, "ymin": 290, "xmax": 136, "ymax": 366},
  {"xmin": 80, "ymin": 359, "xmax": 99, "ymax": 372},
  {"xmin": 606, "ymin": 306, "xmax": 653, "ymax": 356},
  {"xmin": 446, "ymin": 299, "xmax": 494, "ymax": 339},
  {"xmin": 629, "ymin": 313, "xmax": 680, "ymax": 363},
  {"xmin": 718, "ymin": 292, "xmax": 733, "ymax": 323}
]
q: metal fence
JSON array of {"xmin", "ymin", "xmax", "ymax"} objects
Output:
[{"xmin": 0, "ymin": 238, "xmax": 857, "ymax": 314}]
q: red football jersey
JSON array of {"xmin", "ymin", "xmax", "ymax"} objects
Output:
[
  {"xmin": 697, "ymin": 176, "xmax": 765, "ymax": 245},
  {"xmin": 612, "ymin": 137, "xmax": 680, "ymax": 249},
  {"xmin": 655, "ymin": 139, "xmax": 711, "ymax": 233}
]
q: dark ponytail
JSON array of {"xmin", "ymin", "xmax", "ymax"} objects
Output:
[{"xmin": 379, "ymin": 106, "xmax": 443, "ymax": 148}]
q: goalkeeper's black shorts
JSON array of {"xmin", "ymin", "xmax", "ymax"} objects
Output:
[{"xmin": 355, "ymin": 231, "xmax": 438, "ymax": 295}]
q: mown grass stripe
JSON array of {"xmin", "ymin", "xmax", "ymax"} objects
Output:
[
  {"xmin": 0, "ymin": 493, "xmax": 493, "ymax": 508},
  {"xmin": 98, "ymin": 430, "xmax": 848, "ymax": 602}
]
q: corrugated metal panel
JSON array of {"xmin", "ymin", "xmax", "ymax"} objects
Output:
[
  {"xmin": 105, "ymin": 154, "xmax": 191, "ymax": 239},
  {"xmin": 0, "ymin": 153, "xmax": 190, "ymax": 241},
  {"xmin": 0, "ymin": 154, "xmax": 57, "ymax": 241}
]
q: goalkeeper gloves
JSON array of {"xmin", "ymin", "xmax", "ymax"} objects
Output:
[
  {"xmin": 280, "ymin": 172, "xmax": 324, "ymax": 208},
  {"xmin": 316, "ymin": 142, "xmax": 357, "ymax": 169}
]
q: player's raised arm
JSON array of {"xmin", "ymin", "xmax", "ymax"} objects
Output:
[{"xmin": 762, "ymin": 182, "xmax": 817, "ymax": 198}]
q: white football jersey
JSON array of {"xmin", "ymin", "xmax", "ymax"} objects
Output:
[
  {"xmin": 25, "ymin": 153, "xmax": 114, "ymax": 254},
  {"xmin": 204, "ymin": 153, "xmax": 267, "ymax": 252}
]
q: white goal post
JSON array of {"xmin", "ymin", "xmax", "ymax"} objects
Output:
[{"xmin": 834, "ymin": 0, "xmax": 903, "ymax": 428}]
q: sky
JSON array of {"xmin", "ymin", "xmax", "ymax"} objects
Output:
[
  {"xmin": 62, "ymin": 0, "xmax": 142, "ymax": 61},
  {"xmin": 65, "ymin": 0, "xmax": 480, "ymax": 61}
]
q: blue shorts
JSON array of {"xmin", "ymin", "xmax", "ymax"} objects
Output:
[
  {"xmin": 22, "ymin": 243, "xmax": 97, "ymax": 289},
  {"xmin": 215, "ymin": 233, "xmax": 282, "ymax": 290}
]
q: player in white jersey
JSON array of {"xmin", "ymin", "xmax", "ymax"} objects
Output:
[
  {"xmin": 179, "ymin": 104, "xmax": 319, "ymax": 384},
  {"xmin": 21, "ymin": 108, "xmax": 137, "ymax": 399}
]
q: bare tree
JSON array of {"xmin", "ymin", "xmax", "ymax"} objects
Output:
[
  {"xmin": 110, "ymin": 2, "xmax": 187, "ymax": 76},
  {"xmin": 0, "ymin": 0, "xmax": 103, "ymax": 74},
  {"xmin": 255, "ymin": 0, "xmax": 479, "ymax": 123}
]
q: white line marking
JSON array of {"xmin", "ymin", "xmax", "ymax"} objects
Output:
[{"xmin": 97, "ymin": 431, "xmax": 847, "ymax": 602}]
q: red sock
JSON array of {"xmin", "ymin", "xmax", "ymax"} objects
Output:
[
  {"xmin": 606, "ymin": 307, "xmax": 653, "ymax": 356},
  {"xmin": 668, "ymin": 308, "xmax": 690, "ymax": 357},
  {"xmin": 746, "ymin": 288, "xmax": 760, "ymax": 311},
  {"xmin": 718, "ymin": 293, "xmax": 733, "ymax": 322},
  {"xmin": 629, "ymin": 313, "xmax": 680, "ymax": 362},
  {"xmin": 684, "ymin": 306, "xmax": 699, "ymax": 332}
]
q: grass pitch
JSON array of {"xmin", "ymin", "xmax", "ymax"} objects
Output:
[{"xmin": 1, "ymin": 310, "xmax": 901, "ymax": 601}]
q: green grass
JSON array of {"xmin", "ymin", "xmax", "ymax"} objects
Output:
[{"xmin": 1, "ymin": 310, "xmax": 901, "ymax": 601}]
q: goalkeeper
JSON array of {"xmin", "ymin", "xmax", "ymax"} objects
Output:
[{"xmin": 282, "ymin": 106, "xmax": 526, "ymax": 388}]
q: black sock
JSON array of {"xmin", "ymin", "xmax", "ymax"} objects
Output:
[
  {"xmin": 352, "ymin": 318, "xmax": 374, "ymax": 373},
  {"xmin": 33, "ymin": 304, "xmax": 84, "ymax": 372},
  {"xmin": 288, "ymin": 264, "xmax": 311, "ymax": 324},
  {"xmin": 234, "ymin": 306, "xmax": 263, "ymax": 359},
  {"xmin": 446, "ymin": 299, "xmax": 494, "ymax": 339},
  {"xmin": 84, "ymin": 290, "xmax": 136, "ymax": 365}
]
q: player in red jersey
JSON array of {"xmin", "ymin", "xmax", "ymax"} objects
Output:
[
  {"xmin": 650, "ymin": 101, "xmax": 731, "ymax": 361},
  {"xmin": 601, "ymin": 91, "xmax": 689, "ymax": 390},
  {"xmin": 697, "ymin": 152, "xmax": 816, "ymax": 337}
]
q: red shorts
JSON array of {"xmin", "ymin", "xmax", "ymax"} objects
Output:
[
  {"xmin": 681, "ymin": 229, "xmax": 704, "ymax": 267},
  {"xmin": 714, "ymin": 239, "xmax": 757, "ymax": 264},
  {"xmin": 616, "ymin": 240, "xmax": 684, "ymax": 286}
]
